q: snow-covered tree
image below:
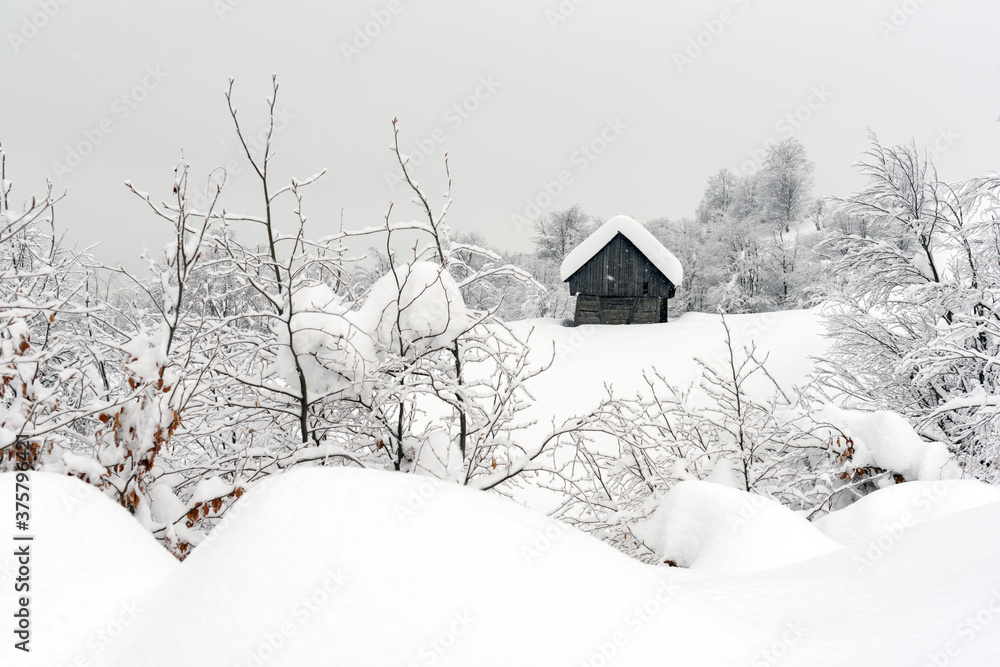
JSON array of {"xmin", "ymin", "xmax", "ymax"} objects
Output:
[
  {"xmin": 696, "ymin": 168, "xmax": 739, "ymax": 225},
  {"xmin": 711, "ymin": 218, "xmax": 778, "ymax": 313},
  {"xmin": 339, "ymin": 118, "xmax": 552, "ymax": 485},
  {"xmin": 761, "ymin": 138, "xmax": 815, "ymax": 232},
  {"xmin": 532, "ymin": 205, "xmax": 594, "ymax": 263},
  {"xmin": 646, "ymin": 216, "xmax": 719, "ymax": 315},
  {"xmin": 547, "ymin": 313, "xmax": 843, "ymax": 561},
  {"xmin": 0, "ymin": 169, "xmax": 99, "ymax": 473},
  {"xmin": 820, "ymin": 132, "xmax": 1000, "ymax": 482}
]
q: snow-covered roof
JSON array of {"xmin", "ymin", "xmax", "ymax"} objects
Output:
[{"xmin": 559, "ymin": 215, "xmax": 684, "ymax": 285}]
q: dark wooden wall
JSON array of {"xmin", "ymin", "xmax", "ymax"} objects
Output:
[
  {"xmin": 575, "ymin": 296, "xmax": 668, "ymax": 325},
  {"xmin": 566, "ymin": 233, "xmax": 675, "ymax": 299}
]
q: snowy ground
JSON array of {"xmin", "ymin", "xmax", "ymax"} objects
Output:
[
  {"xmin": 5, "ymin": 309, "xmax": 1000, "ymax": 666},
  {"xmin": 512, "ymin": 309, "xmax": 827, "ymax": 434},
  {"xmin": 3, "ymin": 468, "xmax": 1000, "ymax": 666},
  {"xmin": 0, "ymin": 474, "xmax": 177, "ymax": 667}
]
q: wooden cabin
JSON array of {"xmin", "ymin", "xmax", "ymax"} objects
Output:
[{"xmin": 560, "ymin": 215, "xmax": 683, "ymax": 325}]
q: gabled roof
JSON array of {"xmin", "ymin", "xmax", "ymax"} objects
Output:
[{"xmin": 560, "ymin": 215, "xmax": 684, "ymax": 285}]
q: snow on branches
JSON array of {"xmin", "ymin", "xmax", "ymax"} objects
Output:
[{"xmin": 820, "ymin": 132, "xmax": 1000, "ymax": 482}]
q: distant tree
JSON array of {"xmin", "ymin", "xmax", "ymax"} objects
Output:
[
  {"xmin": 761, "ymin": 138, "xmax": 815, "ymax": 232},
  {"xmin": 696, "ymin": 168, "xmax": 738, "ymax": 225},
  {"xmin": 647, "ymin": 216, "xmax": 718, "ymax": 314},
  {"xmin": 711, "ymin": 217, "xmax": 777, "ymax": 313},
  {"xmin": 730, "ymin": 172, "xmax": 765, "ymax": 222},
  {"xmin": 770, "ymin": 223, "xmax": 825, "ymax": 308},
  {"xmin": 532, "ymin": 205, "xmax": 593, "ymax": 262},
  {"xmin": 675, "ymin": 138, "xmax": 823, "ymax": 314},
  {"xmin": 482, "ymin": 249, "xmax": 574, "ymax": 320},
  {"xmin": 525, "ymin": 205, "xmax": 595, "ymax": 320}
]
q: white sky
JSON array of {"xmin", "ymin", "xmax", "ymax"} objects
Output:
[{"xmin": 2, "ymin": 0, "xmax": 998, "ymax": 265}]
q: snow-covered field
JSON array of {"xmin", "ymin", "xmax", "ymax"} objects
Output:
[
  {"xmin": 4, "ymin": 469, "xmax": 1000, "ymax": 667},
  {"xmin": 512, "ymin": 309, "xmax": 828, "ymax": 434},
  {"xmin": 5, "ymin": 310, "xmax": 1000, "ymax": 666}
]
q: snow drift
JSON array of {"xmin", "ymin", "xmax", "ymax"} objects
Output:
[
  {"xmin": 814, "ymin": 479, "xmax": 1000, "ymax": 549},
  {"xmin": 83, "ymin": 467, "xmax": 1000, "ymax": 666},
  {"xmin": 633, "ymin": 480, "xmax": 843, "ymax": 574},
  {"xmin": 816, "ymin": 404, "xmax": 961, "ymax": 482},
  {"xmin": 99, "ymin": 468, "xmax": 762, "ymax": 666},
  {"xmin": 0, "ymin": 472, "xmax": 177, "ymax": 667},
  {"xmin": 5, "ymin": 468, "xmax": 1000, "ymax": 666}
]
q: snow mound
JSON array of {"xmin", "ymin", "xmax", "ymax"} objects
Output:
[
  {"xmin": 102, "ymin": 468, "xmax": 769, "ymax": 667},
  {"xmin": 15, "ymin": 468, "xmax": 1000, "ymax": 666},
  {"xmin": 0, "ymin": 472, "xmax": 176, "ymax": 667},
  {"xmin": 559, "ymin": 214, "xmax": 684, "ymax": 285},
  {"xmin": 276, "ymin": 283, "xmax": 376, "ymax": 401},
  {"xmin": 633, "ymin": 481, "xmax": 843, "ymax": 574},
  {"xmin": 691, "ymin": 501, "xmax": 1000, "ymax": 666},
  {"xmin": 355, "ymin": 261, "xmax": 468, "ymax": 352},
  {"xmin": 272, "ymin": 264, "xmax": 468, "ymax": 402},
  {"xmin": 816, "ymin": 404, "xmax": 961, "ymax": 481},
  {"xmin": 815, "ymin": 479, "xmax": 1000, "ymax": 549}
]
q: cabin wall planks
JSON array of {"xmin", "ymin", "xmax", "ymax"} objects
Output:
[
  {"xmin": 565, "ymin": 232, "xmax": 676, "ymax": 324},
  {"xmin": 574, "ymin": 296, "xmax": 667, "ymax": 325}
]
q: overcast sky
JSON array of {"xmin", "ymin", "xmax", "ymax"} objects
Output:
[{"xmin": 3, "ymin": 0, "xmax": 998, "ymax": 265}]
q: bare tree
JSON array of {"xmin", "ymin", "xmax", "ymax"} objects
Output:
[
  {"xmin": 762, "ymin": 138, "xmax": 815, "ymax": 232},
  {"xmin": 545, "ymin": 313, "xmax": 845, "ymax": 561},
  {"xmin": 532, "ymin": 205, "xmax": 593, "ymax": 262},
  {"xmin": 696, "ymin": 168, "xmax": 738, "ymax": 225}
]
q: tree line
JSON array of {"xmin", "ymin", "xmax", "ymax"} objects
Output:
[{"xmin": 525, "ymin": 137, "xmax": 824, "ymax": 318}]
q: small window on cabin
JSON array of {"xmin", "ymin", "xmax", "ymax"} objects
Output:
[{"xmin": 642, "ymin": 282, "xmax": 649, "ymax": 296}]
